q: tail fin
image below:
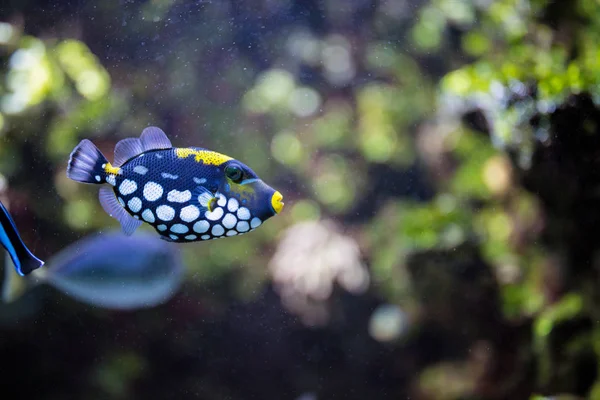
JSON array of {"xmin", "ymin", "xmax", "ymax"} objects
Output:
[
  {"xmin": 66, "ymin": 139, "xmax": 110, "ymax": 184},
  {"xmin": 0, "ymin": 201, "xmax": 44, "ymax": 276}
]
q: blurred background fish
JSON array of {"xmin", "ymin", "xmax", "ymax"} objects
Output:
[
  {"xmin": 0, "ymin": 197, "xmax": 184, "ymax": 310},
  {"xmin": 2, "ymin": 230, "xmax": 184, "ymax": 310}
]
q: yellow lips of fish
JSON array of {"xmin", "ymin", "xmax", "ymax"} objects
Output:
[{"xmin": 271, "ymin": 191, "xmax": 284, "ymax": 214}]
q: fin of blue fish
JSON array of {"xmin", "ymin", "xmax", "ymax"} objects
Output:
[
  {"xmin": 99, "ymin": 186, "xmax": 143, "ymax": 235},
  {"xmin": 139, "ymin": 126, "xmax": 172, "ymax": 151},
  {"xmin": 113, "ymin": 127, "xmax": 172, "ymax": 167},
  {"xmin": 0, "ymin": 201, "xmax": 44, "ymax": 276},
  {"xmin": 113, "ymin": 138, "xmax": 145, "ymax": 167},
  {"xmin": 66, "ymin": 139, "xmax": 111, "ymax": 184}
]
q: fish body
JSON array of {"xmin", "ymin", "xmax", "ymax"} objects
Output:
[
  {"xmin": 66, "ymin": 127, "xmax": 284, "ymax": 242},
  {"xmin": 2, "ymin": 231, "xmax": 184, "ymax": 310},
  {"xmin": 40, "ymin": 232, "xmax": 184, "ymax": 310},
  {"xmin": 0, "ymin": 199, "xmax": 183, "ymax": 309}
]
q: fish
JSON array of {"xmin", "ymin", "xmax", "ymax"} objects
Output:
[
  {"xmin": 3, "ymin": 231, "xmax": 184, "ymax": 310},
  {"xmin": 0, "ymin": 201, "xmax": 44, "ymax": 276},
  {"xmin": 0, "ymin": 199, "xmax": 183, "ymax": 309},
  {"xmin": 66, "ymin": 127, "xmax": 284, "ymax": 242}
]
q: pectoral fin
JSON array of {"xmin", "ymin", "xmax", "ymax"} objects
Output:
[{"xmin": 99, "ymin": 187, "xmax": 142, "ymax": 235}]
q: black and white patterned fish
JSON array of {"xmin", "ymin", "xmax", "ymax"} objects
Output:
[{"xmin": 66, "ymin": 127, "xmax": 284, "ymax": 242}]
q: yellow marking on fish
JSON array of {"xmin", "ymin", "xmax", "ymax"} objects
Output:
[
  {"xmin": 104, "ymin": 162, "xmax": 121, "ymax": 175},
  {"xmin": 228, "ymin": 182, "xmax": 256, "ymax": 203},
  {"xmin": 271, "ymin": 191, "xmax": 284, "ymax": 214},
  {"xmin": 207, "ymin": 197, "xmax": 217, "ymax": 212},
  {"xmin": 175, "ymin": 148, "xmax": 232, "ymax": 166}
]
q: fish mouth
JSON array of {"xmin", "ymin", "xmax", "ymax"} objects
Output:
[{"xmin": 270, "ymin": 191, "xmax": 284, "ymax": 214}]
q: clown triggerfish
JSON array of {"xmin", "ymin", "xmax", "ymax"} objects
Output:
[{"xmin": 66, "ymin": 127, "xmax": 284, "ymax": 242}]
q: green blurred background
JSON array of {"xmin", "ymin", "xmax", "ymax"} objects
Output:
[{"xmin": 2, "ymin": 0, "xmax": 600, "ymax": 399}]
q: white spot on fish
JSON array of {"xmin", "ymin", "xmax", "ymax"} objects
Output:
[
  {"xmin": 170, "ymin": 224, "xmax": 189, "ymax": 234},
  {"xmin": 143, "ymin": 182, "xmax": 163, "ymax": 201},
  {"xmin": 222, "ymin": 213, "xmax": 237, "ymax": 229},
  {"xmin": 156, "ymin": 154, "xmax": 163, "ymax": 158},
  {"xmin": 167, "ymin": 189, "xmax": 192, "ymax": 203},
  {"xmin": 205, "ymin": 207, "xmax": 224, "ymax": 221},
  {"xmin": 106, "ymin": 175, "xmax": 116, "ymax": 186},
  {"xmin": 193, "ymin": 177, "xmax": 207, "ymax": 184},
  {"xmin": 118, "ymin": 197, "xmax": 125, "ymax": 207},
  {"xmin": 133, "ymin": 165, "xmax": 148, "ymax": 175},
  {"xmin": 95, "ymin": 175, "xmax": 101, "ymax": 182},
  {"xmin": 226, "ymin": 230, "xmax": 238, "ymax": 236},
  {"xmin": 128, "ymin": 197, "xmax": 142, "ymax": 213},
  {"xmin": 236, "ymin": 221, "xmax": 249, "ymax": 232},
  {"xmin": 157, "ymin": 224, "xmax": 167, "ymax": 231},
  {"xmin": 237, "ymin": 207, "xmax": 250, "ymax": 220},
  {"xmin": 161, "ymin": 172, "xmax": 178, "ymax": 180},
  {"xmin": 201, "ymin": 234, "xmax": 211, "ymax": 240},
  {"xmin": 198, "ymin": 192, "xmax": 213, "ymax": 207},
  {"xmin": 185, "ymin": 234, "xmax": 197, "ymax": 240},
  {"xmin": 193, "ymin": 220, "xmax": 210, "ymax": 233},
  {"xmin": 211, "ymin": 224, "xmax": 224, "ymax": 236},
  {"xmin": 156, "ymin": 205, "xmax": 175, "ymax": 221},
  {"xmin": 227, "ymin": 198, "xmax": 239, "ymax": 212},
  {"xmin": 142, "ymin": 209, "xmax": 155, "ymax": 223},
  {"xmin": 250, "ymin": 217, "xmax": 262, "ymax": 229},
  {"xmin": 119, "ymin": 179, "xmax": 138, "ymax": 195},
  {"xmin": 180, "ymin": 205, "xmax": 200, "ymax": 222},
  {"xmin": 102, "ymin": 163, "xmax": 106, "ymax": 169},
  {"xmin": 217, "ymin": 193, "xmax": 226, "ymax": 207},
  {"xmin": 169, "ymin": 234, "xmax": 178, "ymax": 240}
]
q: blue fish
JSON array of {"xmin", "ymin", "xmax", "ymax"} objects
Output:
[
  {"xmin": 40, "ymin": 232, "xmax": 183, "ymax": 309},
  {"xmin": 66, "ymin": 127, "xmax": 284, "ymax": 242},
  {"xmin": 2, "ymin": 231, "xmax": 184, "ymax": 310},
  {"xmin": 0, "ymin": 199, "xmax": 183, "ymax": 309},
  {"xmin": 0, "ymin": 201, "xmax": 44, "ymax": 276}
]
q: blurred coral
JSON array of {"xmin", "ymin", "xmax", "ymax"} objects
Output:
[{"xmin": 269, "ymin": 220, "xmax": 369, "ymax": 325}]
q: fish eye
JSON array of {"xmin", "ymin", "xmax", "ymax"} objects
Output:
[{"xmin": 225, "ymin": 165, "xmax": 244, "ymax": 183}]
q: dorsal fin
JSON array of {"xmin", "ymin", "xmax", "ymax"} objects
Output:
[
  {"xmin": 113, "ymin": 138, "xmax": 144, "ymax": 167},
  {"xmin": 140, "ymin": 127, "xmax": 172, "ymax": 151},
  {"xmin": 112, "ymin": 127, "xmax": 172, "ymax": 167}
]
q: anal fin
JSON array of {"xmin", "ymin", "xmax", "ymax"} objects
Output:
[{"xmin": 99, "ymin": 187, "xmax": 142, "ymax": 235}]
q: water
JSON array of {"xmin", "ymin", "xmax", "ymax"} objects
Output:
[{"xmin": 0, "ymin": 1, "xmax": 596, "ymax": 399}]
